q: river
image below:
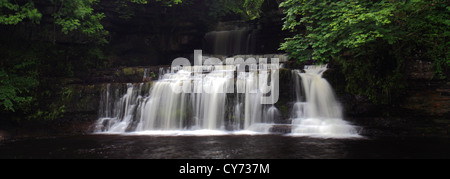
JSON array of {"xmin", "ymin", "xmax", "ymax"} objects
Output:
[{"xmin": 1, "ymin": 134, "xmax": 449, "ymax": 159}]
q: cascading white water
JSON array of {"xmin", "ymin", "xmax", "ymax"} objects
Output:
[
  {"xmin": 204, "ymin": 26, "xmax": 257, "ymax": 56},
  {"xmin": 290, "ymin": 65, "xmax": 361, "ymax": 138},
  {"xmin": 95, "ymin": 62, "xmax": 360, "ymax": 138},
  {"xmin": 96, "ymin": 83, "xmax": 152, "ymax": 133},
  {"xmin": 95, "ymin": 64, "xmax": 279, "ymax": 134}
]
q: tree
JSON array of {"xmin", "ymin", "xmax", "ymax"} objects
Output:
[
  {"xmin": 0, "ymin": 0, "xmax": 266, "ymax": 118},
  {"xmin": 206, "ymin": 0, "xmax": 265, "ymax": 20},
  {"xmin": 280, "ymin": 0, "xmax": 449, "ymax": 104},
  {"xmin": 0, "ymin": 0, "xmax": 183, "ymax": 118},
  {"xmin": 0, "ymin": 60, "xmax": 38, "ymax": 113},
  {"xmin": 0, "ymin": 0, "xmax": 42, "ymax": 24}
]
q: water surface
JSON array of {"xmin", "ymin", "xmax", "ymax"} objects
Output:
[{"xmin": 0, "ymin": 134, "xmax": 448, "ymax": 159}]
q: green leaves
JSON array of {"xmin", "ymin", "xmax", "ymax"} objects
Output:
[
  {"xmin": 0, "ymin": 60, "xmax": 39, "ymax": 112},
  {"xmin": 243, "ymin": 0, "xmax": 264, "ymax": 20},
  {"xmin": 1, "ymin": 0, "xmax": 182, "ymax": 44},
  {"xmin": 156, "ymin": 0, "xmax": 182, "ymax": 6},
  {"xmin": 280, "ymin": 0, "xmax": 449, "ymax": 104},
  {"xmin": 0, "ymin": 1, "xmax": 42, "ymax": 24},
  {"xmin": 206, "ymin": 0, "xmax": 264, "ymax": 21},
  {"xmin": 56, "ymin": 18, "xmax": 81, "ymax": 34},
  {"xmin": 52, "ymin": 0, "xmax": 107, "ymax": 42},
  {"xmin": 0, "ymin": 0, "xmax": 186, "ymax": 117},
  {"xmin": 130, "ymin": 0, "xmax": 149, "ymax": 4},
  {"xmin": 280, "ymin": 0, "xmax": 398, "ymax": 62}
]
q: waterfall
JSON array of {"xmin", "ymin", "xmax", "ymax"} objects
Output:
[
  {"xmin": 290, "ymin": 65, "xmax": 361, "ymax": 138},
  {"xmin": 203, "ymin": 22, "xmax": 258, "ymax": 56},
  {"xmin": 95, "ymin": 64, "xmax": 279, "ymax": 134},
  {"xmin": 94, "ymin": 19, "xmax": 359, "ymax": 137},
  {"xmin": 96, "ymin": 83, "xmax": 152, "ymax": 133},
  {"xmin": 95, "ymin": 64, "xmax": 360, "ymax": 138}
]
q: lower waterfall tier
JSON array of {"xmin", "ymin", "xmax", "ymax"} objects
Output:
[{"xmin": 95, "ymin": 65, "xmax": 361, "ymax": 138}]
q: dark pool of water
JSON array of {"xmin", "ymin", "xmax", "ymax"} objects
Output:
[{"xmin": 0, "ymin": 135, "xmax": 449, "ymax": 159}]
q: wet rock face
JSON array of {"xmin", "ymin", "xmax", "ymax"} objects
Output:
[
  {"xmin": 322, "ymin": 59, "xmax": 450, "ymax": 118},
  {"xmin": 403, "ymin": 89, "xmax": 450, "ymax": 117},
  {"xmin": 406, "ymin": 60, "xmax": 435, "ymax": 80},
  {"xmin": 99, "ymin": 0, "xmax": 290, "ymax": 66},
  {"xmin": 269, "ymin": 125, "xmax": 292, "ymax": 134},
  {"xmin": 0, "ymin": 130, "xmax": 10, "ymax": 141},
  {"xmin": 88, "ymin": 66, "xmax": 166, "ymax": 84},
  {"xmin": 402, "ymin": 60, "xmax": 450, "ymax": 117}
]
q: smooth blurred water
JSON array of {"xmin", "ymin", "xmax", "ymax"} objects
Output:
[{"xmin": 0, "ymin": 135, "xmax": 449, "ymax": 159}]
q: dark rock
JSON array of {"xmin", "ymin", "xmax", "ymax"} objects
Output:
[
  {"xmin": 406, "ymin": 60, "xmax": 435, "ymax": 80},
  {"xmin": 0, "ymin": 130, "xmax": 11, "ymax": 142},
  {"xmin": 83, "ymin": 66, "xmax": 168, "ymax": 84},
  {"xmin": 340, "ymin": 94, "xmax": 379, "ymax": 117},
  {"xmin": 270, "ymin": 125, "xmax": 292, "ymax": 134}
]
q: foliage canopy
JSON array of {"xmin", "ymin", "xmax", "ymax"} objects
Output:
[
  {"xmin": 280, "ymin": 0, "xmax": 449, "ymax": 104},
  {"xmin": 0, "ymin": 0, "xmax": 183, "ymax": 117}
]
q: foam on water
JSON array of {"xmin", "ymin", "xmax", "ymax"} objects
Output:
[{"xmin": 95, "ymin": 129, "xmax": 272, "ymax": 136}]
